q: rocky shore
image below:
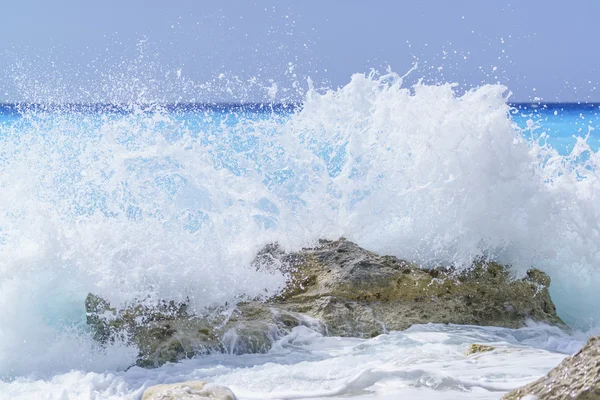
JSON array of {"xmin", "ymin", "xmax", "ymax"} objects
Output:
[
  {"xmin": 86, "ymin": 238, "xmax": 565, "ymax": 368},
  {"xmin": 503, "ymin": 335, "xmax": 600, "ymax": 399}
]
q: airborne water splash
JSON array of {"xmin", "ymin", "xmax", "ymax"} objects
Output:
[{"xmin": 0, "ymin": 72, "xmax": 599, "ymax": 379}]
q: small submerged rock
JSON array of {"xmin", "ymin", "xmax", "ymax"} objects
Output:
[
  {"xmin": 142, "ymin": 381, "xmax": 237, "ymax": 400},
  {"xmin": 503, "ymin": 336, "xmax": 600, "ymax": 400},
  {"xmin": 85, "ymin": 238, "xmax": 565, "ymax": 368},
  {"xmin": 465, "ymin": 344, "xmax": 496, "ymax": 355}
]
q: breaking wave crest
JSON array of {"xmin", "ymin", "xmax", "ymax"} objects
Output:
[{"xmin": 0, "ymin": 71, "xmax": 599, "ymax": 377}]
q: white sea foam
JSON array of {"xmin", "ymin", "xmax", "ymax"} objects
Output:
[
  {"xmin": 0, "ymin": 324, "xmax": 578, "ymax": 400},
  {"xmin": 0, "ymin": 71, "xmax": 599, "ymax": 383}
]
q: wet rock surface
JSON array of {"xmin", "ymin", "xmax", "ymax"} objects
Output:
[
  {"xmin": 503, "ymin": 336, "xmax": 600, "ymax": 400},
  {"xmin": 267, "ymin": 238, "xmax": 563, "ymax": 337},
  {"xmin": 465, "ymin": 344, "xmax": 496, "ymax": 355},
  {"xmin": 86, "ymin": 294, "xmax": 321, "ymax": 368},
  {"xmin": 86, "ymin": 238, "xmax": 564, "ymax": 368}
]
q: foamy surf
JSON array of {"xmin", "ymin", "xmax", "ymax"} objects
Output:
[
  {"xmin": 0, "ymin": 324, "xmax": 581, "ymax": 400},
  {"xmin": 0, "ymin": 71, "xmax": 599, "ymax": 398}
]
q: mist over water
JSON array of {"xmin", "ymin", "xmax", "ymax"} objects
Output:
[{"xmin": 0, "ymin": 69, "xmax": 599, "ymax": 381}]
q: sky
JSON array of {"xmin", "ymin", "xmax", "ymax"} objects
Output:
[{"xmin": 0, "ymin": 0, "xmax": 598, "ymax": 103}]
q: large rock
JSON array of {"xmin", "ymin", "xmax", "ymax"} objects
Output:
[
  {"xmin": 142, "ymin": 381, "xmax": 237, "ymax": 400},
  {"xmin": 268, "ymin": 238, "xmax": 564, "ymax": 337},
  {"xmin": 86, "ymin": 238, "xmax": 564, "ymax": 367},
  {"xmin": 503, "ymin": 336, "xmax": 600, "ymax": 400},
  {"xmin": 86, "ymin": 294, "xmax": 321, "ymax": 368}
]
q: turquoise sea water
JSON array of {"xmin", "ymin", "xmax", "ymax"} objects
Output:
[
  {"xmin": 511, "ymin": 103, "xmax": 600, "ymax": 153},
  {"xmin": 2, "ymin": 102, "xmax": 599, "ymax": 154}
]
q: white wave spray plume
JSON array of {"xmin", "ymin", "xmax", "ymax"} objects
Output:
[{"xmin": 0, "ymin": 69, "xmax": 599, "ymax": 378}]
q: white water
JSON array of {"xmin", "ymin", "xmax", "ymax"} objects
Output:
[
  {"xmin": 0, "ymin": 71, "xmax": 599, "ymax": 397},
  {"xmin": 0, "ymin": 323, "xmax": 584, "ymax": 400}
]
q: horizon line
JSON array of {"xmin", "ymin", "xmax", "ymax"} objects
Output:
[{"xmin": 0, "ymin": 101, "xmax": 598, "ymax": 109}]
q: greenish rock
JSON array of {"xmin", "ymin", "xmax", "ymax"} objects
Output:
[
  {"xmin": 503, "ymin": 336, "xmax": 600, "ymax": 400},
  {"xmin": 267, "ymin": 238, "xmax": 564, "ymax": 337},
  {"xmin": 85, "ymin": 294, "xmax": 221, "ymax": 368},
  {"xmin": 85, "ymin": 294, "xmax": 320, "ymax": 368},
  {"xmin": 85, "ymin": 238, "xmax": 565, "ymax": 368},
  {"xmin": 465, "ymin": 344, "xmax": 495, "ymax": 355}
]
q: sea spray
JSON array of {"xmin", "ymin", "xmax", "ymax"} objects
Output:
[{"xmin": 0, "ymin": 72, "xmax": 599, "ymax": 378}]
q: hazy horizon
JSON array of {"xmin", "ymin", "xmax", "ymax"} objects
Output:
[{"xmin": 1, "ymin": 0, "xmax": 599, "ymax": 103}]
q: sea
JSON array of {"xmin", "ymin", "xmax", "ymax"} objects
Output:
[{"xmin": 0, "ymin": 73, "xmax": 599, "ymax": 399}]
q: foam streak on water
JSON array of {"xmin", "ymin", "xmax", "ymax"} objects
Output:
[
  {"xmin": 0, "ymin": 72, "xmax": 599, "ymax": 396},
  {"xmin": 0, "ymin": 324, "xmax": 584, "ymax": 400}
]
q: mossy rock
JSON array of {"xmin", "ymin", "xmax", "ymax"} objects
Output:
[
  {"xmin": 85, "ymin": 294, "xmax": 318, "ymax": 367},
  {"xmin": 466, "ymin": 344, "xmax": 495, "ymax": 355},
  {"xmin": 85, "ymin": 238, "xmax": 566, "ymax": 368},
  {"xmin": 266, "ymin": 239, "xmax": 564, "ymax": 337}
]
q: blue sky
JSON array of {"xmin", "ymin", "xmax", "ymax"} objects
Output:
[{"xmin": 0, "ymin": 0, "xmax": 598, "ymax": 102}]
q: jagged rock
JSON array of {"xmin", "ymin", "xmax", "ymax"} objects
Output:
[
  {"xmin": 268, "ymin": 238, "xmax": 564, "ymax": 337},
  {"xmin": 85, "ymin": 294, "xmax": 322, "ymax": 368},
  {"xmin": 466, "ymin": 344, "xmax": 495, "ymax": 355},
  {"xmin": 85, "ymin": 238, "xmax": 564, "ymax": 368},
  {"xmin": 503, "ymin": 336, "xmax": 600, "ymax": 400},
  {"xmin": 142, "ymin": 381, "xmax": 237, "ymax": 400}
]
